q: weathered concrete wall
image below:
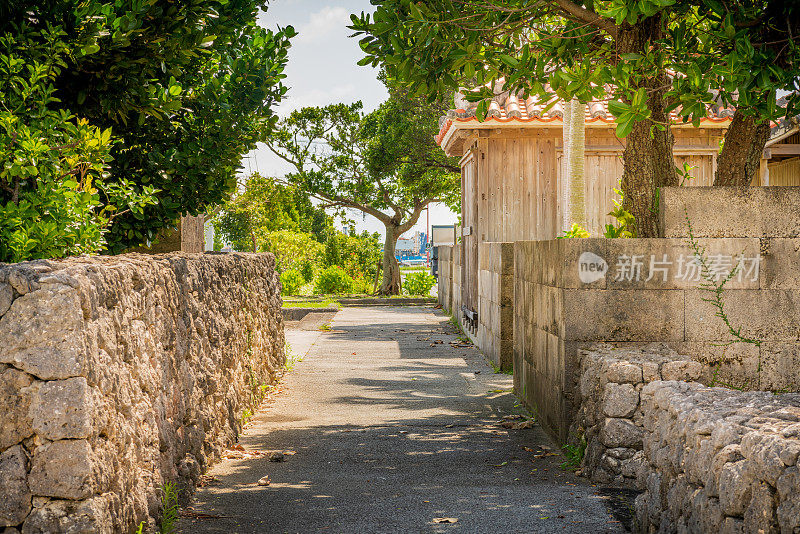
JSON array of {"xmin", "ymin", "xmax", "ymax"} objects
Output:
[
  {"xmin": 476, "ymin": 242, "xmax": 514, "ymax": 371},
  {"xmin": 513, "ymin": 234, "xmax": 800, "ymax": 441},
  {"xmin": 660, "ymin": 186, "xmax": 800, "ymax": 239},
  {"xmin": 636, "ymin": 381, "xmax": 800, "ymax": 534},
  {"xmin": 452, "ymin": 245, "xmax": 463, "ymax": 320},
  {"xmin": 576, "ymin": 344, "xmax": 703, "ymax": 486},
  {"xmin": 0, "ymin": 253, "xmax": 284, "ymax": 532},
  {"xmin": 437, "ymin": 245, "xmax": 453, "ymax": 313}
]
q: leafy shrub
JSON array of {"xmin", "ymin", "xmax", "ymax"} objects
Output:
[
  {"xmin": 558, "ymin": 223, "xmax": 590, "ymax": 238},
  {"xmin": 0, "ymin": 26, "xmax": 155, "ymax": 262},
  {"xmin": 280, "ymin": 269, "xmax": 305, "ymax": 295},
  {"xmin": 603, "ymin": 185, "xmax": 636, "ymax": 238},
  {"xmin": 322, "ymin": 231, "xmax": 382, "ymax": 281},
  {"xmin": 314, "ymin": 265, "xmax": 354, "ymax": 295},
  {"xmin": 265, "ymin": 230, "xmax": 324, "ymax": 273},
  {"xmin": 300, "ymin": 260, "xmax": 315, "ymax": 283},
  {"xmin": 403, "ymin": 271, "xmax": 436, "ymax": 296}
]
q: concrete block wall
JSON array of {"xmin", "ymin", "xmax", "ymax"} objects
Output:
[
  {"xmin": 452, "ymin": 245, "xmax": 463, "ymax": 320},
  {"xmin": 660, "ymin": 186, "xmax": 800, "ymax": 239},
  {"xmin": 513, "ymin": 233, "xmax": 800, "ymax": 441},
  {"xmin": 476, "ymin": 242, "xmax": 514, "ymax": 371},
  {"xmin": 437, "ymin": 245, "xmax": 453, "ymax": 312}
]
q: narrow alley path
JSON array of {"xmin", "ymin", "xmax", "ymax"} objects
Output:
[{"xmin": 180, "ymin": 306, "xmax": 626, "ymax": 533}]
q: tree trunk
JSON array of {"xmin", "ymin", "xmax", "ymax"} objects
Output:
[
  {"xmin": 379, "ymin": 224, "xmax": 402, "ymax": 295},
  {"xmin": 563, "ymin": 98, "xmax": 573, "ymax": 229},
  {"xmin": 618, "ymin": 19, "xmax": 678, "ymax": 238},
  {"xmin": 567, "ymin": 97, "xmax": 586, "ymax": 229},
  {"xmin": 714, "ymin": 109, "xmax": 771, "ymax": 186}
]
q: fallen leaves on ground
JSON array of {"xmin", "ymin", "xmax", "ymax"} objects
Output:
[
  {"xmin": 223, "ymin": 446, "xmax": 295, "ymax": 460},
  {"xmin": 498, "ymin": 419, "xmax": 537, "ymax": 429},
  {"xmin": 432, "ymin": 518, "xmax": 458, "ymax": 524},
  {"xmin": 197, "ymin": 475, "xmax": 218, "ymax": 487},
  {"xmin": 179, "ymin": 508, "xmax": 226, "ymax": 519}
]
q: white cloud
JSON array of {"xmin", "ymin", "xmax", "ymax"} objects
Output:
[{"xmin": 296, "ymin": 6, "xmax": 351, "ymax": 44}]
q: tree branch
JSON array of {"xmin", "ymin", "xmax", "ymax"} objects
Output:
[
  {"xmin": 397, "ymin": 198, "xmax": 435, "ymax": 234},
  {"xmin": 551, "ymin": 0, "xmax": 618, "ymax": 38},
  {"xmin": 313, "ymin": 190, "xmax": 392, "ymax": 225}
]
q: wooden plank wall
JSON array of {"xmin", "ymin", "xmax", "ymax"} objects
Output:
[
  {"xmin": 768, "ymin": 157, "xmax": 800, "ymax": 186},
  {"xmin": 465, "ymin": 127, "xmax": 722, "ymax": 241}
]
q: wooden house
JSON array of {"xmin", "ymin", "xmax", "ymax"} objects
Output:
[
  {"xmin": 759, "ymin": 115, "xmax": 800, "ymax": 185},
  {"xmin": 435, "ymin": 90, "xmax": 734, "ymax": 332}
]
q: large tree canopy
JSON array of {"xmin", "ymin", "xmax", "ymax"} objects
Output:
[
  {"xmin": 212, "ymin": 172, "xmax": 332, "ymax": 253},
  {"xmin": 1, "ymin": 0, "xmax": 294, "ymax": 252},
  {"xmin": 351, "ymin": 0, "xmax": 800, "ymax": 236},
  {"xmin": 265, "ymin": 94, "xmax": 459, "ymax": 294}
]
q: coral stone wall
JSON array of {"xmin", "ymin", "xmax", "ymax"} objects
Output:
[
  {"xmin": 636, "ymin": 381, "xmax": 800, "ymax": 534},
  {"xmin": 576, "ymin": 345, "xmax": 800, "ymax": 534},
  {"xmin": 576, "ymin": 344, "xmax": 703, "ymax": 486},
  {"xmin": 0, "ymin": 253, "xmax": 284, "ymax": 533}
]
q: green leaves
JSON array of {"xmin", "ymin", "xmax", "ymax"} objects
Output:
[
  {"xmin": 81, "ymin": 43, "xmax": 100, "ymax": 55},
  {"xmin": 1, "ymin": 0, "xmax": 295, "ymax": 254}
]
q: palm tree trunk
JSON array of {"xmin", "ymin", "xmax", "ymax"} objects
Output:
[{"xmin": 566, "ymin": 98, "xmax": 586, "ymax": 229}]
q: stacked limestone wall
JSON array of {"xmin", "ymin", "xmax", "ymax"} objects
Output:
[
  {"xmin": 576, "ymin": 344, "xmax": 702, "ymax": 486},
  {"xmin": 576, "ymin": 345, "xmax": 800, "ymax": 533},
  {"xmin": 0, "ymin": 253, "xmax": 284, "ymax": 532},
  {"xmin": 636, "ymin": 382, "xmax": 800, "ymax": 533}
]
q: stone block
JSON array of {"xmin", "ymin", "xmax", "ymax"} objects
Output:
[
  {"xmin": 660, "ymin": 186, "xmax": 800, "ymax": 238},
  {"xmin": 661, "ymin": 360, "xmax": 703, "ymax": 382},
  {"xmin": 776, "ymin": 467, "xmax": 800, "ymax": 533},
  {"xmin": 20, "ymin": 496, "xmax": 111, "ymax": 534},
  {"xmin": 0, "ymin": 368, "xmax": 35, "ymax": 450},
  {"xmin": 606, "ymin": 361, "xmax": 643, "ymax": 384},
  {"xmin": 675, "ymin": 341, "xmax": 761, "ymax": 390},
  {"xmin": 0, "ymin": 283, "xmax": 12, "ymax": 317},
  {"xmin": 761, "ymin": 238, "xmax": 800, "ymax": 289},
  {"xmin": 499, "ymin": 242, "xmax": 515, "ymax": 275},
  {"xmin": 563, "ymin": 289, "xmax": 684, "ymax": 342},
  {"xmin": 759, "ymin": 343, "xmax": 800, "ymax": 392},
  {"xmin": 743, "ymin": 482, "xmax": 777, "ymax": 534},
  {"xmin": 600, "ymin": 418, "xmax": 644, "ymax": 449},
  {"xmin": 28, "ymin": 439, "xmax": 94, "ymax": 500},
  {"xmin": 718, "ymin": 459, "xmax": 755, "ymax": 516},
  {"xmin": 31, "ymin": 377, "xmax": 93, "ymax": 441},
  {"xmin": 0, "ymin": 286, "xmax": 85, "ymax": 380},
  {"xmin": 0, "ymin": 445, "xmax": 31, "ymax": 527},
  {"xmin": 602, "ymin": 383, "xmax": 639, "ymax": 418}
]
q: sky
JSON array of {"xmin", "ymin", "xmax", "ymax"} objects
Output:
[{"xmin": 245, "ymin": 0, "xmax": 459, "ymax": 240}]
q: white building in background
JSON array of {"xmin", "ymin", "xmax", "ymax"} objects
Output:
[{"xmin": 204, "ymin": 219, "xmax": 215, "ymax": 251}]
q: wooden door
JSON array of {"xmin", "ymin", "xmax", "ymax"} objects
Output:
[{"xmin": 461, "ymin": 152, "xmax": 479, "ymax": 327}]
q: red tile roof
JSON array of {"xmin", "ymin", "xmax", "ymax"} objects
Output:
[{"xmin": 436, "ymin": 85, "xmax": 736, "ymax": 147}]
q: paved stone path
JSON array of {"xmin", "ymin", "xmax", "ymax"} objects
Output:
[{"xmin": 180, "ymin": 306, "xmax": 625, "ymax": 533}]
